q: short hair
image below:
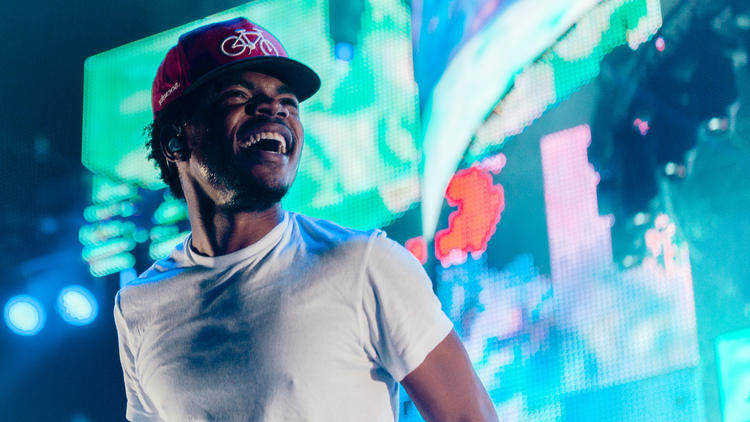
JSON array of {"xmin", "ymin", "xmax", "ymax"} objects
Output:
[{"xmin": 145, "ymin": 90, "xmax": 205, "ymax": 199}]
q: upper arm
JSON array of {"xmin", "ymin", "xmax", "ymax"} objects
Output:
[
  {"xmin": 114, "ymin": 292, "xmax": 161, "ymax": 421},
  {"xmin": 360, "ymin": 234, "xmax": 454, "ymax": 381},
  {"xmin": 401, "ymin": 330, "xmax": 498, "ymax": 422},
  {"xmin": 359, "ymin": 234, "xmax": 496, "ymax": 420}
]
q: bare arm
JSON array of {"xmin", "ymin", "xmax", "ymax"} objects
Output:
[{"xmin": 401, "ymin": 329, "xmax": 499, "ymax": 422}]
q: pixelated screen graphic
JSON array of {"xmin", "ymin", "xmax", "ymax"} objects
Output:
[
  {"xmin": 397, "ymin": 124, "xmax": 701, "ymax": 422},
  {"xmin": 419, "ymin": 0, "xmax": 663, "ymax": 240},
  {"xmin": 416, "ymin": 0, "xmax": 604, "ymax": 239},
  {"xmin": 716, "ymin": 328, "xmax": 750, "ymax": 422},
  {"xmin": 469, "ymin": 0, "xmax": 663, "ymax": 162},
  {"xmin": 81, "ymin": 0, "xmax": 712, "ymax": 420}
]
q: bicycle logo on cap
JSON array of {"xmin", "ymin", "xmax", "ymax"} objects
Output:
[{"xmin": 220, "ymin": 29, "xmax": 279, "ymax": 57}]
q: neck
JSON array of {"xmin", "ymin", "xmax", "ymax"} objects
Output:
[{"xmin": 187, "ymin": 200, "xmax": 284, "ymax": 257}]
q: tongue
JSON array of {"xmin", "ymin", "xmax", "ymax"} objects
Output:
[{"xmin": 250, "ymin": 138, "xmax": 281, "ymax": 153}]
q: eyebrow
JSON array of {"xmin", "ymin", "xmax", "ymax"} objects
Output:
[
  {"xmin": 275, "ymin": 84, "xmax": 295, "ymax": 96},
  {"xmin": 219, "ymin": 79, "xmax": 255, "ymax": 92},
  {"xmin": 219, "ymin": 79, "xmax": 296, "ymax": 97}
]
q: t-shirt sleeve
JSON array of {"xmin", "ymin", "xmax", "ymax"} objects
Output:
[
  {"xmin": 113, "ymin": 291, "xmax": 162, "ymax": 422},
  {"xmin": 360, "ymin": 232, "xmax": 454, "ymax": 382}
]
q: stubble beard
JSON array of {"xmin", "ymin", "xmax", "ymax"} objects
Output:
[{"xmin": 200, "ymin": 146, "xmax": 290, "ymax": 213}]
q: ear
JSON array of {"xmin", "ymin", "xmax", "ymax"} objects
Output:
[{"xmin": 159, "ymin": 124, "xmax": 189, "ymax": 162}]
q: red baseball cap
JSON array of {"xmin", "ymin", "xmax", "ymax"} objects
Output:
[{"xmin": 152, "ymin": 17, "xmax": 321, "ymax": 117}]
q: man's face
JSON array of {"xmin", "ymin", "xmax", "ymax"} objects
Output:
[{"xmin": 181, "ymin": 70, "xmax": 304, "ymax": 211}]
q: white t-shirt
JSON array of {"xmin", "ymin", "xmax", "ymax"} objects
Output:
[{"xmin": 114, "ymin": 212, "xmax": 453, "ymax": 422}]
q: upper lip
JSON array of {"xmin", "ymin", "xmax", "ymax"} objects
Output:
[{"xmin": 237, "ymin": 120, "xmax": 293, "ymax": 154}]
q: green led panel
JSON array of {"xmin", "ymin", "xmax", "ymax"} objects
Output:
[
  {"xmin": 716, "ymin": 328, "xmax": 750, "ymax": 422},
  {"xmin": 83, "ymin": 0, "xmax": 419, "ymax": 230}
]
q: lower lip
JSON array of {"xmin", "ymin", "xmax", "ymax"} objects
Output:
[{"xmin": 240, "ymin": 148, "xmax": 289, "ymax": 163}]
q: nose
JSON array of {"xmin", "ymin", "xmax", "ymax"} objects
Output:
[{"xmin": 247, "ymin": 95, "xmax": 289, "ymax": 119}]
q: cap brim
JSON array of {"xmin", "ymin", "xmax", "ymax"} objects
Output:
[{"xmin": 188, "ymin": 56, "xmax": 321, "ymax": 102}]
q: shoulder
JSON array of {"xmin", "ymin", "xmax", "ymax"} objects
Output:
[
  {"xmin": 289, "ymin": 212, "xmax": 384, "ymax": 252},
  {"xmin": 123, "ymin": 235, "xmax": 192, "ymax": 289},
  {"xmin": 287, "ymin": 213, "xmax": 420, "ymax": 268},
  {"xmin": 115, "ymin": 240, "xmax": 192, "ymax": 321}
]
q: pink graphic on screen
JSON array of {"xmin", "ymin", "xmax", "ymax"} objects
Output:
[
  {"xmin": 539, "ymin": 124, "xmax": 698, "ymax": 385},
  {"xmin": 541, "ymin": 124, "xmax": 614, "ymax": 280}
]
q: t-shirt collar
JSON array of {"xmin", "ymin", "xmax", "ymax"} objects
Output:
[{"xmin": 181, "ymin": 211, "xmax": 289, "ymax": 268}]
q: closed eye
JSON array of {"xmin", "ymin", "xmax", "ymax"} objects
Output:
[
  {"xmin": 219, "ymin": 89, "xmax": 251, "ymax": 106},
  {"xmin": 280, "ymin": 97, "xmax": 299, "ymax": 109}
]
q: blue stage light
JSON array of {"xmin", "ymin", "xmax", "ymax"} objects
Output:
[
  {"xmin": 57, "ymin": 286, "xmax": 98, "ymax": 326},
  {"xmin": 4, "ymin": 295, "xmax": 46, "ymax": 336},
  {"xmin": 334, "ymin": 42, "xmax": 354, "ymax": 62}
]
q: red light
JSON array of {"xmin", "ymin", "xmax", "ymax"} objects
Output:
[
  {"xmin": 405, "ymin": 236, "xmax": 428, "ymax": 264},
  {"xmin": 435, "ymin": 166, "xmax": 504, "ymax": 267}
]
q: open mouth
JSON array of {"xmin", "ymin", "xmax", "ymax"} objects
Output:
[{"xmin": 239, "ymin": 131, "xmax": 289, "ymax": 155}]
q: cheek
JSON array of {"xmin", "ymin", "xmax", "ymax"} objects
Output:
[
  {"xmin": 291, "ymin": 118, "xmax": 304, "ymax": 150},
  {"xmin": 207, "ymin": 107, "xmax": 241, "ymax": 135},
  {"xmin": 199, "ymin": 115, "xmax": 240, "ymax": 155},
  {"xmin": 223, "ymin": 113, "xmax": 243, "ymax": 143}
]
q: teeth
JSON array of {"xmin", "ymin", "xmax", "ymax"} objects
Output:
[{"xmin": 244, "ymin": 131, "xmax": 287, "ymax": 153}]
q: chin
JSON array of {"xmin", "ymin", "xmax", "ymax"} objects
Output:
[
  {"xmin": 200, "ymin": 157, "xmax": 295, "ymax": 212},
  {"xmin": 219, "ymin": 182, "xmax": 289, "ymax": 213}
]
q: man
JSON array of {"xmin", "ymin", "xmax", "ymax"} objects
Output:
[{"xmin": 115, "ymin": 17, "xmax": 498, "ymax": 421}]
